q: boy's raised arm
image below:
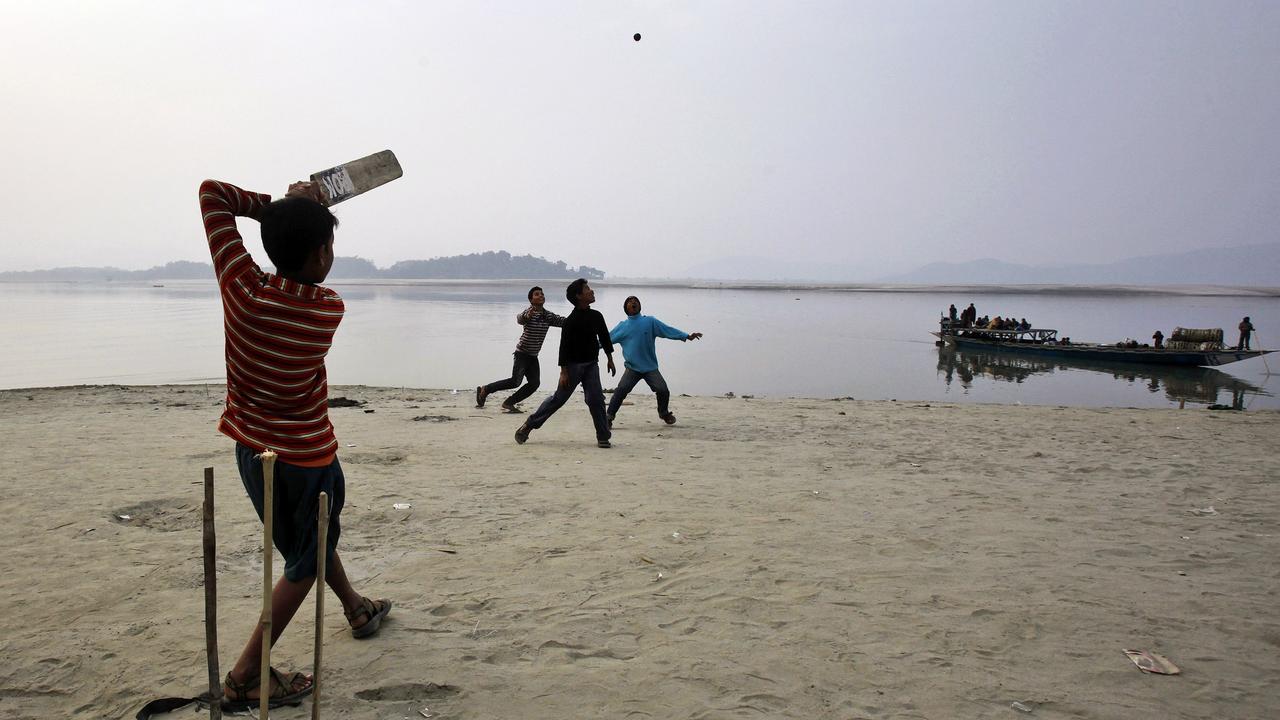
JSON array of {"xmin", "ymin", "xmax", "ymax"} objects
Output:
[
  {"xmin": 653, "ymin": 317, "xmax": 691, "ymax": 341},
  {"xmin": 199, "ymin": 180, "xmax": 270, "ymax": 287}
]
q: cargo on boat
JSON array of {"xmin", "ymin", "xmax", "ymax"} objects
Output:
[{"xmin": 933, "ymin": 320, "xmax": 1270, "ymax": 367}]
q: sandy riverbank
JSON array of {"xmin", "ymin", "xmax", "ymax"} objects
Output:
[{"xmin": 0, "ymin": 385, "xmax": 1277, "ymax": 719}]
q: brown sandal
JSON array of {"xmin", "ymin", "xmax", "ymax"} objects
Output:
[
  {"xmin": 221, "ymin": 666, "xmax": 312, "ymax": 711},
  {"xmin": 345, "ymin": 596, "xmax": 392, "ymax": 639}
]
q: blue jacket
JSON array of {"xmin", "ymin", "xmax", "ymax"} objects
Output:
[{"xmin": 609, "ymin": 314, "xmax": 688, "ymax": 373}]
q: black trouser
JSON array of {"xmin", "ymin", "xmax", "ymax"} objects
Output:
[
  {"xmin": 1238, "ymin": 332, "xmax": 1251, "ymax": 351},
  {"xmin": 527, "ymin": 361, "xmax": 611, "ymax": 442},
  {"xmin": 606, "ymin": 368, "xmax": 670, "ymax": 419},
  {"xmin": 483, "ymin": 351, "xmax": 540, "ymax": 405}
]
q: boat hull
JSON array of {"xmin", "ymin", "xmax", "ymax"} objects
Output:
[{"xmin": 935, "ymin": 333, "xmax": 1270, "ymax": 367}]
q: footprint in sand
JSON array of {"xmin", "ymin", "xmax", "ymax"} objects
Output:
[
  {"xmin": 429, "ymin": 603, "xmax": 462, "ymax": 617},
  {"xmin": 733, "ymin": 693, "xmax": 788, "ymax": 714},
  {"xmin": 110, "ymin": 498, "xmax": 198, "ymax": 532},
  {"xmin": 342, "ymin": 450, "xmax": 406, "ymax": 465},
  {"xmin": 537, "ymin": 637, "xmax": 638, "ymax": 663},
  {"xmin": 354, "ymin": 682, "xmax": 459, "ymax": 702}
]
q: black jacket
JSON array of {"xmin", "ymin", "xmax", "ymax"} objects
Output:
[{"xmin": 558, "ymin": 307, "xmax": 613, "ymax": 365}]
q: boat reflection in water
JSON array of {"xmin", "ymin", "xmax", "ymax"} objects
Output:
[{"xmin": 937, "ymin": 347, "xmax": 1269, "ymax": 409}]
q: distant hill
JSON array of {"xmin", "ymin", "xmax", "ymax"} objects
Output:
[
  {"xmin": 0, "ymin": 251, "xmax": 605, "ymax": 282},
  {"xmin": 372, "ymin": 251, "xmax": 603, "ymax": 280},
  {"xmin": 0, "ymin": 260, "xmax": 213, "ymax": 282},
  {"xmin": 879, "ymin": 243, "xmax": 1280, "ymax": 286}
]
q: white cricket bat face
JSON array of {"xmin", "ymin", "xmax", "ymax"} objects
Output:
[
  {"xmin": 310, "ymin": 149, "xmax": 403, "ymax": 206},
  {"xmin": 316, "ymin": 167, "xmax": 357, "ymax": 201}
]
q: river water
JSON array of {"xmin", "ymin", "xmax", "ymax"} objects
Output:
[{"xmin": 2, "ymin": 280, "xmax": 1276, "ymax": 409}]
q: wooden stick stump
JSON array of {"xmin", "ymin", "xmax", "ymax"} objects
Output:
[
  {"xmin": 202, "ymin": 467, "xmax": 222, "ymax": 720},
  {"xmin": 259, "ymin": 451, "xmax": 277, "ymax": 719},
  {"xmin": 312, "ymin": 491, "xmax": 329, "ymax": 720}
]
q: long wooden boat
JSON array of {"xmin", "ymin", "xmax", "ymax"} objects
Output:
[{"xmin": 933, "ymin": 321, "xmax": 1271, "ymax": 367}]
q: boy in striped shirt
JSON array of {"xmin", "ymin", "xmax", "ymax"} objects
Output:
[
  {"xmin": 201, "ymin": 179, "xmax": 391, "ymax": 710},
  {"xmin": 475, "ymin": 285, "xmax": 565, "ymax": 412}
]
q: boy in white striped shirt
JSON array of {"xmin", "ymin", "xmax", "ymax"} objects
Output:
[{"xmin": 476, "ymin": 286, "xmax": 565, "ymax": 412}]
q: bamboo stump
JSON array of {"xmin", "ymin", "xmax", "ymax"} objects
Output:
[{"xmin": 202, "ymin": 467, "xmax": 222, "ymax": 720}]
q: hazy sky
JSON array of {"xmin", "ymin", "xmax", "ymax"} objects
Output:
[{"xmin": 2, "ymin": 1, "xmax": 1277, "ymax": 280}]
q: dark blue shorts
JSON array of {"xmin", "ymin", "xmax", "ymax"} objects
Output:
[{"xmin": 236, "ymin": 444, "xmax": 344, "ymax": 582}]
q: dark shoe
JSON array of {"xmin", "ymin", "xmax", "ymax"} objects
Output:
[
  {"xmin": 222, "ymin": 667, "xmax": 313, "ymax": 712},
  {"xmin": 515, "ymin": 424, "xmax": 530, "ymax": 444},
  {"xmin": 346, "ymin": 596, "xmax": 392, "ymax": 639},
  {"xmin": 501, "ymin": 402, "xmax": 524, "ymax": 414},
  {"xmin": 475, "ymin": 386, "xmax": 487, "ymax": 408},
  {"xmin": 597, "ymin": 440, "xmax": 612, "ymax": 448},
  {"xmin": 661, "ymin": 413, "xmax": 677, "ymax": 425}
]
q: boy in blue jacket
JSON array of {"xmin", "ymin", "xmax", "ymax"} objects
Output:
[{"xmin": 606, "ymin": 295, "xmax": 702, "ymax": 425}]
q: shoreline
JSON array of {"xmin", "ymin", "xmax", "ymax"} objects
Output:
[
  {"xmin": 1, "ymin": 385, "xmax": 1277, "ymax": 719},
  {"xmin": 2, "ymin": 382, "xmax": 1277, "ymax": 412},
  {"xmin": 4, "ymin": 276, "xmax": 1279, "ymax": 298}
]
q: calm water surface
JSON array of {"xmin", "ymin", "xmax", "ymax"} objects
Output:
[{"xmin": 2, "ymin": 280, "xmax": 1276, "ymax": 409}]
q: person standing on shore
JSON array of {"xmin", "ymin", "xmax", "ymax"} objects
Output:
[
  {"xmin": 515, "ymin": 279, "xmax": 616, "ymax": 448},
  {"xmin": 606, "ymin": 295, "xmax": 701, "ymax": 426},
  {"xmin": 1238, "ymin": 316, "xmax": 1255, "ymax": 350},
  {"xmin": 200, "ymin": 179, "xmax": 391, "ymax": 710},
  {"xmin": 476, "ymin": 286, "xmax": 564, "ymax": 413}
]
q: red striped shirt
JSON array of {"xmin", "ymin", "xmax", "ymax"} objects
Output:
[{"xmin": 200, "ymin": 180, "xmax": 341, "ymax": 466}]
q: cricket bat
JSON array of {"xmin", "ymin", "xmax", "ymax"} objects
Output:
[{"xmin": 310, "ymin": 150, "xmax": 403, "ymax": 206}]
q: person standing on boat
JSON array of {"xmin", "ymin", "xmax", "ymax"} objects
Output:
[
  {"xmin": 1152, "ymin": 330, "xmax": 1164, "ymax": 349},
  {"xmin": 963, "ymin": 303, "xmax": 976, "ymax": 327},
  {"xmin": 948, "ymin": 304, "xmax": 958, "ymax": 324},
  {"xmin": 1238, "ymin": 317, "xmax": 1254, "ymax": 350}
]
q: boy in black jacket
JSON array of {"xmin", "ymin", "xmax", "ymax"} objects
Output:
[{"xmin": 515, "ymin": 279, "xmax": 616, "ymax": 447}]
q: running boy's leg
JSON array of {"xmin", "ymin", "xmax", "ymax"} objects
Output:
[
  {"xmin": 579, "ymin": 362, "xmax": 612, "ymax": 443},
  {"xmin": 485, "ymin": 353, "xmax": 527, "ymax": 394},
  {"xmin": 606, "ymin": 367, "xmax": 643, "ymax": 420},
  {"xmin": 478, "ymin": 352, "xmax": 529, "ymax": 407},
  {"xmin": 525, "ymin": 364, "xmax": 583, "ymax": 430},
  {"xmin": 505, "ymin": 353, "xmax": 541, "ymax": 406},
  {"xmin": 641, "ymin": 369, "xmax": 672, "ymax": 418}
]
